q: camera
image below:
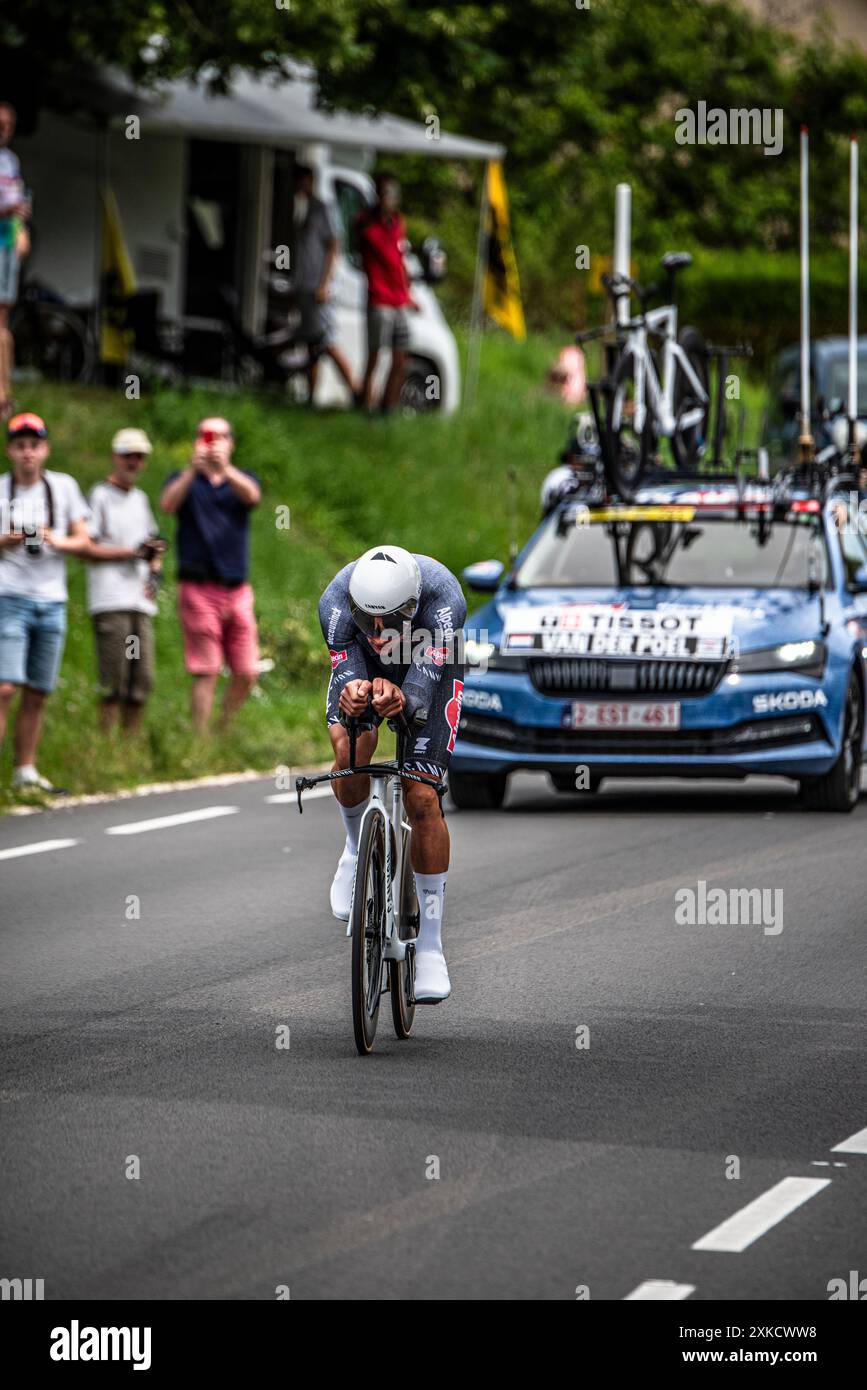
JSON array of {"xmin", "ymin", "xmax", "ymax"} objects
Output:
[
  {"xmin": 136, "ymin": 535, "xmax": 167, "ymax": 562},
  {"xmin": 23, "ymin": 527, "xmax": 42, "ymax": 556}
]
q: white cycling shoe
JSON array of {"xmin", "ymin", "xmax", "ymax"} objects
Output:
[
  {"xmin": 330, "ymin": 846, "xmax": 357, "ymax": 921},
  {"xmin": 413, "ymin": 949, "xmax": 451, "ymax": 1003}
]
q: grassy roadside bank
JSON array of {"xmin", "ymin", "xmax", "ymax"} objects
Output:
[{"xmin": 1, "ymin": 333, "xmax": 771, "ymax": 809}]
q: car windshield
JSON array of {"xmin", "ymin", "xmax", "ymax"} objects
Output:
[
  {"xmin": 515, "ymin": 510, "xmax": 830, "ymax": 589},
  {"xmin": 825, "ymin": 352, "xmax": 867, "ymax": 414}
]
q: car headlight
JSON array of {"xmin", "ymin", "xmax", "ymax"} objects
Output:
[
  {"xmin": 464, "ymin": 639, "xmax": 496, "ymax": 667},
  {"xmin": 729, "ymin": 640, "xmax": 826, "ymax": 679},
  {"xmin": 463, "ymin": 640, "xmax": 527, "ymax": 672}
]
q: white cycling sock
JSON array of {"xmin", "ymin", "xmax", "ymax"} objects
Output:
[
  {"xmin": 338, "ymin": 798, "xmax": 368, "ymax": 855},
  {"xmin": 414, "ymin": 871, "xmax": 447, "ymax": 955}
]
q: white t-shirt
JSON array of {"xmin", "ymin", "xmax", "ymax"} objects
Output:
[
  {"xmin": 87, "ymin": 482, "xmax": 158, "ymax": 616},
  {"xmin": 0, "ymin": 470, "xmax": 89, "ymax": 602}
]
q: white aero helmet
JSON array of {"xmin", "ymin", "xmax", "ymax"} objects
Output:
[{"xmin": 349, "ymin": 545, "xmax": 422, "ymax": 635}]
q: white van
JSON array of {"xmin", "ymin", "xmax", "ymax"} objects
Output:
[
  {"xmin": 15, "ymin": 110, "xmax": 463, "ymax": 413},
  {"xmin": 303, "ymin": 163, "xmax": 461, "ymax": 414}
]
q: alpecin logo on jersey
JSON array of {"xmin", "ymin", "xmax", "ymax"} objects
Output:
[
  {"xmin": 445, "ymin": 679, "xmax": 464, "ymax": 754},
  {"xmin": 330, "ymin": 649, "xmax": 348, "ymax": 669}
]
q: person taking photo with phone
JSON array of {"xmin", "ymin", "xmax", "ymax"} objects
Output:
[{"xmin": 160, "ymin": 416, "xmax": 261, "ymax": 735}]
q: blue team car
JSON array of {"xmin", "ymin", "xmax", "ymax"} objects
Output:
[{"xmin": 450, "ymin": 480, "xmax": 867, "ymax": 811}]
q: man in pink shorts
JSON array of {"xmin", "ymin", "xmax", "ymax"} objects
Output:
[{"xmin": 160, "ymin": 417, "xmax": 261, "ymax": 733}]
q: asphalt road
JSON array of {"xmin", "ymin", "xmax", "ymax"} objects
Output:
[{"xmin": 1, "ymin": 770, "xmax": 865, "ymax": 1301}]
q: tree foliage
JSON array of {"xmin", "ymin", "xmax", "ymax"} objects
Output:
[{"xmin": 4, "ymin": 0, "xmax": 866, "ymax": 335}]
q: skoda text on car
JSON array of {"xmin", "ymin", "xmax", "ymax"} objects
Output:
[{"xmin": 450, "ymin": 482, "xmax": 867, "ymax": 811}]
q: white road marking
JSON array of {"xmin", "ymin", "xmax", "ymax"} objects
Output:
[
  {"xmin": 266, "ymin": 786, "xmax": 334, "ymax": 804},
  {"xmin": 831, "ymin": 1126, "xmax": 867, "ymax": 1155},
  {"xmin": 0, "ymin": 838, "xmax": 80, "ymax": 861},
  {"xmin": 105, "ymin": 806, "xmax": 240, "ymax": 836},
  {"xmin": 692, "ymin": 1177, "xmax": 830, "ymax": 1252},
  {"xmin": 625, "ymin": 1280, "xmax": 695, "ymax": 1301}
]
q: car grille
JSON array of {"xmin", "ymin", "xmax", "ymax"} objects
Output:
[
  {"xmin": 527, "ymin": 657, "xmax": 726, "ymax": 698},
  {"xmin": 458, "ymin": 712, "xmax": 822, "ymax": 758}
]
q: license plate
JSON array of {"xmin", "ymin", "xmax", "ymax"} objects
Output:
[{"xmin": 564, "ymin": 701, "xmax": 682, "ymax": 730}]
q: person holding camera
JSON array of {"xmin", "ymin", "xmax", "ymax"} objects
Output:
[
  {"xmin": 0, "ymin": 412, "xmax": 90, "ymax": 792},
  {"xmin": 160, "ymin": 417, "xmax": 261, "ymax": 735},
  {"xmin": 86, "ymin": 428, "xmax": 165, "ymax": 734}
]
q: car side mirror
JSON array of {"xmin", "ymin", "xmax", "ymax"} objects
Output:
[
  {"xmin": 420, "ymin": 236, "xmax": 447, "ymax": 284},
  {"xmin": 850, "ymin": 563, "xmax": 867, "ymax": 594},
  {"xmin": 462, "ymin": 559, "xmax": 504, "ymax": 591}
]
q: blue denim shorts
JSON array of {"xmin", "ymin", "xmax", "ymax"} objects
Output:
[
  {"xmin": 0, "ymin": 595, "xmax": 67, "ymax": 692},
  {"xmin": 0, "ymin": 244, "xmax": 20, "ymax": 304}
]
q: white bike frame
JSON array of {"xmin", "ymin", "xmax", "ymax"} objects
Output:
[
  {"xmin": 347, "ymin": 771, "xmax": 413, "ymax": 965},
  {"xmin": 614, "ymin": 303, "xmax": 708, "ymax": 439}
]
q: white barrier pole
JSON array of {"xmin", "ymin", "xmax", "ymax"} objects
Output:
[
  {"xmin": 799, "ymin": 127, "xmax": 814, "ymax": 463},
  {"xmin": 848, "ymin": 135, "xmax": 859, "ymax": 461},
  {"xmin": 614, "ymin": 183, "xmax": 631, "ymax": 326}
]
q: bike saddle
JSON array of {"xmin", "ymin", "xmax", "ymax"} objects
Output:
[{"xmin": 660, "ymin": 252, "xmax": 693, "ymax": 272}]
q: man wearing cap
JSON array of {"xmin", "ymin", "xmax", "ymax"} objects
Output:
[
  {"xmin": 86, "ymin": 428, "xmax": 165, "ymax": 733},
  {"xmin": 160, "ymin": 416, "xmax": 261, "ymax": 734},
  {"xmin": 0, "ymin": 412, "xmax": 90, "ymax": 791}
]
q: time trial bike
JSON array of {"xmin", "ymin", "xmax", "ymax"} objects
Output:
[{"xmin": 296, "ymin": 707, "xmax": 446, "ymax": 1055}]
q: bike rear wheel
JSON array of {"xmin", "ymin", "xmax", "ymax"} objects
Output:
[
  {"xmin": 390, "ymin": 827, "xmax": 418, "ymax": 1039},
  {"xmin": 608, "ymin": 351, "xmax": 656, "ymax": 499},
  {"xmin": 11, "ymin": 298, "xmax": 95, "ymax": 385},
  {"xmin": 350, "ymin": 812, "xmax": 387, "ymax": 1055},
  {"xmin": 672, "ymin": 326, "xmax": 709, "ymax": 466}
]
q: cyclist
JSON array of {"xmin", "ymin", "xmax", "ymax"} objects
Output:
[{"xmin": 318, "ymin": 546, "xmax": 466, "ymax": 1002}]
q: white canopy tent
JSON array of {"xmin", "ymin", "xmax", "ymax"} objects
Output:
[
  {"xmin": 18, "ymin": 64, "xmax": 504, "ymax": 400},
  {"xmin": 120, "ymin": 67, "xmax": 505, "ymax": 163}
]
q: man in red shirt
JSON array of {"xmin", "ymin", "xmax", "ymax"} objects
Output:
[{"xmin": 355, "ymin": 173, "xmax": 419, "ymax": 414}]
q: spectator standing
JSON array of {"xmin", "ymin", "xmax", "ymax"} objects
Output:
[
  {"xmin": 289, "ymin": 164, "xmax": 358, "ymax": 404},
  {"xmin": 87, "ymin": 428, "xmax": 165, "ymax": 733},
  {"xmin": 355, "ymin": 173, "xmax": 419, "ymax": 414},
  {"xmin": 0, "ymin": 412, "xmax": 90, "ymax": 791},
  {"xmin": 0, "ymin": 102, "xmax": 30, "ymax": 420},
  {"xmin": 160, "ymin": 417, "xmax": 261, "ymax": 735}
]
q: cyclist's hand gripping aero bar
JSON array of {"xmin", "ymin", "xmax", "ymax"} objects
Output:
[{"xmin": 295, "ymin": 704, "xmax": 444, "ymax": 814}]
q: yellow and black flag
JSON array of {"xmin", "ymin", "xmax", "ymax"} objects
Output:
[
  {"xmin": 482, "ymin": 161, "xmax": 526, "ymax": 341},
  {"xmin": 99, "ymin": 186, "xmax": 137, "ymax": 365}
]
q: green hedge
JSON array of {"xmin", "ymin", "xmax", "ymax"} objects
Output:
[{"xmin": 658, "ymin": 250, "xmax": 867, "ymax": 367}]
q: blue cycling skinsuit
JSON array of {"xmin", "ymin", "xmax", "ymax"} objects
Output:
[{"xmin": 318, "ymin": 553, "xmax": 467, "ymax": 778}]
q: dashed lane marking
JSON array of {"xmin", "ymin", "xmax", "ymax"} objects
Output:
[
  {"xmin": 691, "ymin": 1177, "xmax": 830, "ymax": 1253},
  {"xmin": 266, "ymin": 787, "xmax": 333, "ymax": 804},
  {"xmin": 624, "ymin": 1280, "xmax": 695, "ymax": 1300},
  {"xmin": 831, "ymin": 1126, "xmax": 867, "ymax": 1155},
  {"xmin": 104, "ymin": 806, "xmax": 240, "ymax": 836},
  {"xmin": 0, "ymin": 838, "xmax": 80, "ymax": 861}
]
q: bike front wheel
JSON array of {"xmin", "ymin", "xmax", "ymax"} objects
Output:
[
  {"xmin": 350, "ymin": 811, "xmax": 387, "ymax": 1055},
  {"xmin": 608, "ymin": 351, "xmax": 656, "ymax": 499},
  {"xmin": 390, "ymin": 828, "xmax": 418, "ymax": 1040}
]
